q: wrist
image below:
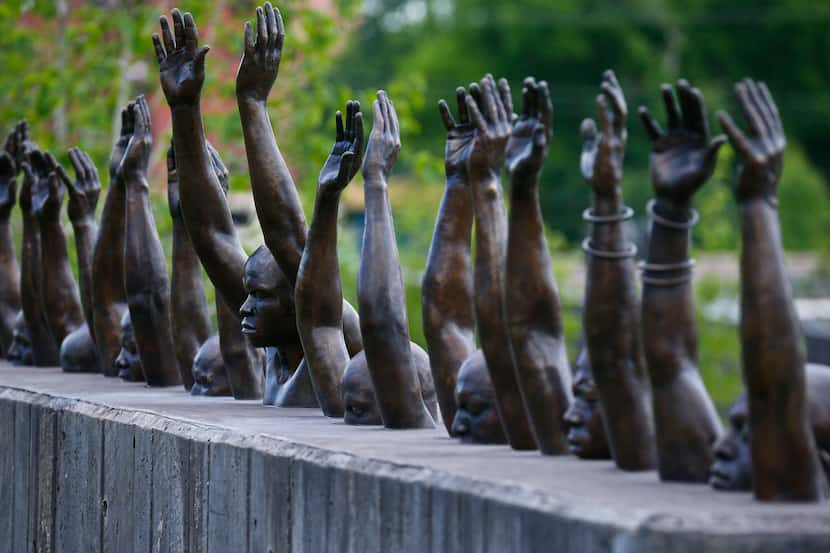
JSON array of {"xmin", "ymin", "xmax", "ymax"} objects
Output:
[
  {"xmin": 171, "ymin": 102, "xmax": 201, "ymax": 115},
  {"xmin": 237, "ymin": 92, "xmax": 268, "ymax": 108},
  {"xmin": 653, "ymin": 196, "xmax": 693, "ymax": 221},
  {"xmin": 591, "ymin": 188, "xmax": 622, "ymax": 215},
  {"xmin": 70, "ymin": 214, "xmax": 96, "ymax": 228}
]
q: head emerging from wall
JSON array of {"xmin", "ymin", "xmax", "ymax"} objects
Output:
[
  {"xmin": 190, "ymin": 334, "xmax": 230, "ymax": 396},
  {"xmin": 7, "ymin": 311, "xmax": 32, "ymax": 365},
  {"xmin": 450, "ymin": 350, "xmax": 506, "ymax": 444},
  {"xmin": 239, "ymin": 246, "xmax": 297, "ymax": 348},
  {"xmin": 114, "ymin": 310, "xmax": 144, "ymax": 382},
  {"xmin": 563, "ymin": 349, "xmax": 611, "ymax": 459},
  {"xmin": 59, "ymin": 324, "xmax": 98, "ymax": 373},
  {"xmin": 709, "ymin": 393, "xmax": 752, "ymax": 491},
  {"xmin": 341, "ymin": 343, "xmax": 437, "ymax": 426}
]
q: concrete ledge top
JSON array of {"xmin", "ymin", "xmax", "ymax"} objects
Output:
[{"xmin": 2, "ymin": 361, "xmax": 829, "ymax": 540}]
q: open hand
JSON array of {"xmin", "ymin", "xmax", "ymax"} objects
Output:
[
  {"xmin": 506, "ymin": 77, "xmax": 553, "ymax": 179},
  {"xmin": 319, "ymin": 100, "xmax": 364, "ymax": 193},
  {"xmin": 580, "ymin": 70, "xmax": 627, "ymax": 195},
  {"xmin": 718, "ymin": 79, "xmax": 785, "ymax": 204},
  {"xmin": 58, "ymin": 147, "xmax": 100, "ymax": 223},
  {"xmin": 118, "ymin": 96, "xmax": 152, "ymax": 179},
  {"xmin": 639, "ymin": 80, "xmax": 725, "ymax": 207},
  {"xmin": 109, "ymin": 103, "xmax": 134, "ymax": 179},
  {"xmin": 153, "ymin": 9, "xmax": 210, "ymax": 108},
  {"xmin": 438, "ymin": 87, "xmax": 476, "ymax": 180},
  {"xmin": 465, "ymin": 74, "xmax": 512, "ymax": 177},
  {"xmin": 0, "ymin": 153, "xmax": 17, "ymax": 219},
  {"xmin": 3, "ymin": 121, "xmax": 35, "ymax": 174},
  {"xmin": 31, "ymin": 152, "xmax": 65, "ymax": 222},
  {"xmin": 236, "ymin": 2, "xmax": 285, "ymax": 103},
  {"xmin": 362, "ymin": 91, "xmax": 401, "ymax": 183}
]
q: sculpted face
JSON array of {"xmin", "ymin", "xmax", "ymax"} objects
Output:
[
  {"xmin": 451, "ymin": 350, "xmax": 506, "ymax": 444},
  {"xmin": 239, "ymin": 246, "xmax": 297, "ymax": 348},
  {"xmin": 115, "ymin": 311, "xmax": 144, "ymax": 382},
  {"xmin": 709, "ymin": 393, "xmax": 752, "ymax": 491},
  {"xmin": 7, "ymin": 312, "xmax": 32, "ymax": 365},
  {"xmin": 563, "ymin": 350, "xmax": 611, "ymax": 459},
  {"xmin": 191, "ymin": 334, "xmax": 230, "ymax": 396},
  {"xmin": 341, "ymin": 343, "xmax": 438, "ymax": 426}
]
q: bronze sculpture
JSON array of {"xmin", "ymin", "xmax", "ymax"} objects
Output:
[
  {"xmin": 92, "ymin": 104, "xmax": 132, "ymax": 376},
  {"xmin": 580, "ymin": 70, "xmax": 655, "ymax": 470},
  {"xmin": 190, "ymin": 334, "xmax": 231, "ymax": 397},
  {"xmin": 710, "ymin": 364, "xmax": 830, "ymax": 491},
  {"xmin": 505, "ymin": 77, "xmax": 572, "ymax": 454},
  {"xmin": 719, "ymin": 78, "xmax": 827, "ymax": 501},
  {"xmin": 357, "ymin": 90, "xmax": 436, "ymax": 428},
  {"xmin": 6, "ymin": 312, "xmax": 32, "ymax": 365},
  {"xmin": 58, "ymin": 148, "xmax": 102, "ymax": 373},
  {"xmin": 422, "ymin": 87, "xmax": 479, "ymax": 435},
  {"xmin": 114, "ymin": 310, "xmax": 144, "ymax": 382},
  {"xmin": 19, "ymin": 155, "xmax": 60, "ymax": 366},
  {"xmin": 120, "ymin": 95, "xmax": 180, "ymax": 387},
  {"xmin": 464, "ymin": 75, "xmax": 537, "ymax": 449},
  {"xmin": 637, "ymin": 80, "xmax": 724, "ymax": 481},
  {"xmin": 563, "ymin": 349, "xmax": 611, "ymax": 459},
  {"xmin": 451, "ymin": 350, "xmax": 506, "ymax": 444},
  {"xmin": 0, "ymin": 133, "xmax": 22, "ymax": 356}
]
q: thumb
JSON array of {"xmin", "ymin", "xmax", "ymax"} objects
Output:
[
  {"xmin": 195, "ymin": 46, "xmax": 210, "ymax": 74},
  {"xmin": 336, "ymin": 151, "xmax": 355, "ymax": 184}
]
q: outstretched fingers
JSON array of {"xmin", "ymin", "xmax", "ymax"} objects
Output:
[
  {"xmin": 172, "ymin": 9, "xmax": 186, "ymax": 51},
  {"xmin": 353, "ymin": 110, "xmax": 364, "ymax": 159},
  {"xmin": 498, "ymin": 78, "xmax": 513, "ymax": 121},
  {"xmin": 601, "ymin": 70, "xmax": 627, "ymax": 133},
  {"xmin": 735, "ymin": 80, "xmax": 766, "ymax": 138},
  {"xmin": 256, "ymin": 6, "xmax": 268, "ymax": 50},
  {"xmin": 638, "ymin": 106, "xmax": 663, "ymax": 142},
  {"xmin": 538, "ymin": 80, "xmax": 553, "ymax": 139},
  {"xmin": 660, "ymin": 84, "xmax": 680, "ymax": 130},
  {"xmin": 438, "ymin": 100, "xmax": 455, "ymax": 131},
  {"xmin": 465, "ymin": 93, "xmax": 487, "ymax": 134},
  {"xmin": 160, "ymin": 15, "xmax": 175, "ymax": 56},
  {"xmin": 152, "ymin": 34, "xmax": 166, "ymax": 65},
  {"xmin": 718, "ymin": 111, "xmax": 755, "ymax": 161},
  {"xmin": 183, "ymin": 12, "xmax": 199, "ymax": 53},
  {"xmin": 456, "ymin": 86, "xmax": 469, "ymax": 125}
]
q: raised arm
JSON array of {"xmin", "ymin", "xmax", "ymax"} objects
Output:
[
  {"xmin": 637, "ymin": 80, "xmax": 724, "ymax": 481},
  {"xmin": 296, "ymin": 101, "xmax": 364, "ymax": 417},
  {"xmin": 31, "ymin": 151, "xmax": 84, "ymax": 346},
  {"xmin": 504, "ymin": 78, "xmax": 572, "ymax": 454},
  {"xmin": 120, "ymin": 96, "xmax": 180, "ymax": 387},
  {"xmin": 421, "ymin": 88, "xmax": 477, "ymax": 434},
  {"xmin": 464, "ymin": 75, "xmax": 535, "ymax": 450},
  {"xmin": 92, "ymin": 105, "xmax": 131, "ymax": 375},
  {"xmin": 0, "ymin": 152, "xmax": 21, "ymax": 354},
  {"xmin": 718, "ymin": 79, "xmax": 826, "ymax": 501},
  {"xmin": 19, "ymin": 161, "xmax": 59, "ymax": 365},
  {"xmin": 154, "ymin": 9, "xmax": 248, "ymax": 311},
  {"xmin": 236, "ymin": 2, "xmax": 306, "ymax": 285},
  {"xmin": 580, "ymin": 70, "xmax": 655, "ymax": 470},
  {"xmin": 168, "ymin": 142, "xmax": 211, "ymax": 386},
  {"xmin": 58, "ymin": 148, "xmax": 101, "ymax": 338},
  {"xmin": 358, "ymin": 91, "xmax": 433, "ymax": 429}
]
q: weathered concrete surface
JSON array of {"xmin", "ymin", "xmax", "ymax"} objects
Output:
[{"xmin": 0, "ymin": 362, "xmax": 828, "ymax": 553}]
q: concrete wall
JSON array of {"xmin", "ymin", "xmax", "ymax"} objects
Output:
[{"xmin": 1, "ymin": 383, "xmax": 829, "ymax": 553}]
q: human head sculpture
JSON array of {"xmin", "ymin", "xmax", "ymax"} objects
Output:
[
  {"xmin": 451, "ymin": 350, "xmax": 506, "ymax": 444},
  {"xmin": 709, "ymin": 393, "xmax": 752, "ymax": 491},
  {"xmin": 7, "ymin": 312, "xmax": 32, "ymax": 365},
  {"xmin": 563, "ymin": 349, "xmax": 611, "ymax": 459},
  {"xmin": 341, "ymin": 344, "xmax": 437, "ymax": 426},
  {"xmin": 710, "ymin": 364, "xmax": 830, "ymax": 491},
  {"xmin": 239, "ymin": 246, "xmax": 297, "ymax": 348},
  {"xmin": 59, "ymin": 325, "xmax": 98, "ymax": 373},
  {"xmin": 190, "ymin": 334, "xmax": 230, "ymax": 396},
  {"xmin": 114, "ymin": 311, "xmax": 144, "ymax": 381}
]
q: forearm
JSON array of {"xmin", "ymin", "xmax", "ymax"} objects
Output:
[
  {"xmin": 21, "ymin": 216, "xmax": 58, "ymax": 365},
  {"xmin": 358, "ymin": 178, "xmax": 430, "ymax": 428},
  {"xmin": 92, "ymin": 180, "xmax": 127, "ymax": 373},
  {"xmin": 470, "ymin": 168, "xmax": 535, "ymax": 449},
  {"xmin": 171, "ymin": 220, "xmax": 211, "ymax": 378},
  {"xmin": 238, "ymin": 97, "xmax": 306, "ymax": 284},
  {"xmin": 295, "ymin": 190, "xmax": 348, "ymax": 416},
  {"xmin": 124, "ymin": 175, "xmax": 180, "ymax": 387},
  {"xmin": 39, "ymin": 220, "xmax": 84, "ymax": 342},
  {"xmin": 0, "ymin": 218, "xmax": 21, "ymax": 349},
  {"xmin": 172, "ymin": 105, "xmax": 248, "ymax": 311},
  {"xmin": 71, "ymin": 217, "xmax": 98, "ymax": 335},
  {"xmin": 421, "ymin": 177, "xmax": 476, "ymax": 431}
]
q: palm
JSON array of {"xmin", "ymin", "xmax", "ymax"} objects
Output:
[
  {"xmin": 506, "ymin": 117, "xmax": 541, "ymax": 175},
  {"xmin": 651, "ymin": 132, "xmax": 714, "ymax": 200},
  {"xmin": 444, "ymin": 125, "xmax": 475, "ymax": 177},
  {"xmin": 0, "ymin": 155, "xmax": 15, "ymax": 211},
  {"xmin": 319, "ymin": 142, "xmax": 353, "ymax": 188},
  {"xmin": 160, "ymin": 50, "xmax": 204, "ymax": 106}
]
